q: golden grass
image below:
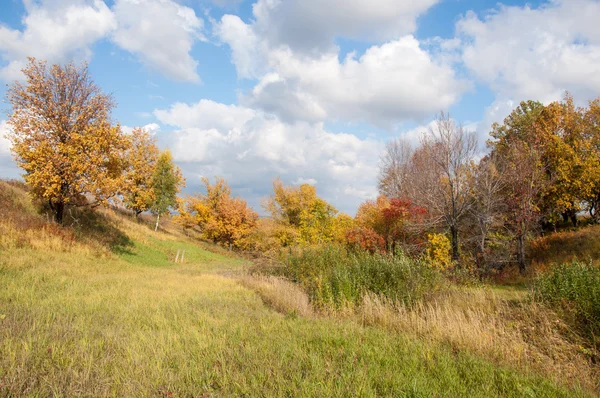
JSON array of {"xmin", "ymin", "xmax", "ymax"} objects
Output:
[
  {"xmin": 244, "ymin": 275, "xmax": 600, "ymax": 393},
  {"xmin": 239, "ymin": 275, "xmax": 313, "ymax": 317},
  {"xmin": 530, "ymin": 224, "xmax": 600, "ymax": 269}
]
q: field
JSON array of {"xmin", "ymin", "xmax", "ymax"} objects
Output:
[{"xmin": 0, "ymin": 181, "xmax": 597, "ymax": 397}]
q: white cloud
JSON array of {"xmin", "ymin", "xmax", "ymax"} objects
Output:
[
  {"xmin": 0, "ymin": 120, "xmax": 12, "ymax": 155},
  {"xmin": 121, "ymin": 123, "xmax": 161, "ymax": 136},
  {"xmin": 0, "ymin": 0, "xmax": 117, "ymax": 81},
  {"xmin": 112, "ymin": 0, "xmax": 205, "ymax": 82},
  {"xmin": 244, "ymin": 36, "xmax": 469, "ymax": 126},
  {"xmin": 0, "ymin": 120, "xmax": 19, "ymax": 179},
  {"xmin": 456, "ymin": 0, "xmax": 600, "ymax": 103},
  {"xmin": 249, "ymin": 0, "xmax": 439, "ymax": 54},
  {"xmin": 155, "ymin": 99, "xmax": 382, "ymax": 213}
]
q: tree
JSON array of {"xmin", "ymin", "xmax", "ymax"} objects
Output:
[
  {"xmin": 496, "ymin": 143, "xmax": 546, "ymax": 273},
  {"xmin": 176, "ymin": 177, "xmax": 258, "ymax": 249},
  {"xmin": 264, "ymin": 179, "xmax": 338, "ymax": 245},
  {"xmin": 469, "ymin": 155, "xmax": 505, "ymax": 269},
  {"xmin": 6, "ymin": 58, "xmax": 129, "ymax": 223},
  {"xmin": 123, "ymin": 127, "xmax": 159, "ymax": 217},
  {"xmin": 409, "ymin": 112, "xmax": 477, "ymax": 262},
  {"xmin": 151, "ymin": 150, "xmax": 184, "ymax": 231},
  {"xmin": 378, "ymin": 138, "xmax": 413, "ymax": 198}
]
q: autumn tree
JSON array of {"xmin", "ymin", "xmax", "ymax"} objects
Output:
[
  {"xmin": 355, "ymin": 195, "xmax": 426, "ymax": 255},
  {"xmin": 468, "ymin": 154, "xmax": 505, "ymax": 269},
  {"xmin": 408, "ymin": 113, "xmax": 477, "ymax": 262},
  {"xmin": 584, "ymin": 97, "xmax": 600, "ymax": 222},
  {"xmin": 495, "ymin": 143, "xmax": 546, "ymax": 273},
  {"xmin": 176, "ymin": 177, "xmax": 258, "ymax": 249},
  {"xmin": 123, "ymin": 127, "xmax": 159, "ymax": 217},
  {"xmin": 6, "ymin": 58, "xmax": 129, "ymax": 223},
  {"xmin": 378, "ymin": 138, "xmax": 413, "ymax": 198},
  {"xmin": 264, "ymin": 179, "xmax": 339, "ymax": 245},
  {"xmin": 151, "ymin": 150, "xmax": 184, "ymax": 231}
]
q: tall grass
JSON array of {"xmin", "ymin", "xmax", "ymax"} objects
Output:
[
  {"xmin": 276, "ymin": 245, "xmax": 442, "ymax": 310},
  {"xmin": 533, "ymin": 261, "xmax": 600, "ymax": 347}
]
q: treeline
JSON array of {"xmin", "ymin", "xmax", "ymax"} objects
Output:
[{"xmin": 6, "ymin": 58, "xmax": 600, "ymax": 274}]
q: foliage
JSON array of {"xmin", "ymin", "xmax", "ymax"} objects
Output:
[
  {"xmin": 5, "ymin": 58, "xmax": 129, "ymax": 223},
  {"xmin": 151, "ymin": 150, "xmax": 184, "ymax": 218},
  {"xmin": 176, "ymin": 176, "xmax": 258, "ymax": 248},
  {"xmin": 264, "ymin": 179, "xmax": 340, "ymax": 246},
  {"xmin": 345, "ymin": 226, "xmax": 385, "ymax": 253},
  {"xmin": 355, "ymin": 195, "xmax": 427, "ymax": 254},
  {"xmin": 122, "ymin": 127, "xmax": 159, "ymax": 216},
  {"xmin": 533, "ymin": 261, "xmax": 600, "ymax": 348},
  {"xmin": 425, "ymin": 233, "xmax": 452, "ymax": 271},
  {"xmin": 276, "ymin": 245, "xmax": 443, "ymax": 310}
]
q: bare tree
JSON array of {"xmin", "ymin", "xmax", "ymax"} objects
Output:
[
  {"xmin": 377, "ymin": 138, "xmax": 413, "ymax": 198},
  {"xmin": 469, "ymin": 154, "xmax": 505, "ymax": 269},
  {"xmin": 409, "ymin": 112, "xmax": 478, "ymax": 262}
]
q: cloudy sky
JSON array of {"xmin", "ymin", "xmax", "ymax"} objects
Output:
[{"xmin": 1, "ymin": 0, "xmax": 599, "ymax": 215}]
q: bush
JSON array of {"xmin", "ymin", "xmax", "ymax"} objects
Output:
[
  {"xmin": 533, "ymin": 261, "xmax": 600, "ymax": 346},
  {"xmin": 276, "ymin": 245, "xmax": 443, "ymax": 310},
  {"xmin": 425, "ymin": 233, "xmax": 452, "ymax": 270}
]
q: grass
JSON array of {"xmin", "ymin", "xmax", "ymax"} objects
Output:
[
  {"xmin": 534, "ymin": 261, "xmax": 600, "ymax": 349},
  {"xmin": 0, "ymin": 180, "xmax": 596, "ymax": 396},
  {"xmin": 530, "ymin": 225, "xmax": 600, "ymax": 269}
]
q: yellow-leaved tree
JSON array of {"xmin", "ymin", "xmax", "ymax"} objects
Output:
[
  {"xmin": 264, "ymin": 179, "xmax": 341, "ymax": 246},
  {"xmin": 123, "ymin": 127, "xmax": 160, "ymax": 217},
  {"xmin": 176, "ymin": 177, "xmax": 258, "ymax": 249},
  {"xmin": 6, "ymin": 58, "xmax": 129, "ymax": 223}
]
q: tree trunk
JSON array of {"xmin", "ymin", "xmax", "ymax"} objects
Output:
[
  {"xmin": 517, "ymin": 234, "xmax": 526, "ymax": 274},
  {"xmin": 450, "ymin": 224, "xmax": 459, "ymax": 262},
  {"xmin": 135, "ymin": 209, "xmax": 142, "ymax": 219},
  {"xmin": 55, "ymin": 201, "xmax": 65, "ymax": 224},
  {"xmin": 155, "ymin": 213, "xmax": 160, "ymax": 232}
]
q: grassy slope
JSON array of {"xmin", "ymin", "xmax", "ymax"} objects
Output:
[
  {"xmin": 531, "ymin": 224, "xmax": 600, "ymax": 268},
  {"xmin": 0, "ymin": 182, "xmax": 590, "ymax": 397}
]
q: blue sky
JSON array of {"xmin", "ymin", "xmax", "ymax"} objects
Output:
[{"xmin": 0, "ymin": 0, "xmax": 598, "ymax": 214}]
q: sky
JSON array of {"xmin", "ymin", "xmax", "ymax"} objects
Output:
[{"xmin": 0, "ymin": 0, "xmax": 599, "ymax": 215}]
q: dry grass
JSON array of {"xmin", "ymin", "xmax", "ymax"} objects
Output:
[
  {"xmin": 245, "ymin": 275, "xmax": 600, "ymax": 393},
  {"xmin": 239, "ymin": 275, "xmax": 313, "ymax": 317},
  {"xmin": 358, "ymin": 288, "xmax": 600, "ymax": 393},
  {"xmin": 530, "ymin": 225, "xmax": 600, "ymax": 269}
]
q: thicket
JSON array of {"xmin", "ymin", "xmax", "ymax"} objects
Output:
[
  {"xmin": 533, "ymin": 261, "xmax": 600, "ymax": 348},
  {"xmin": 272, "ymin": 245, "xmax": 443, "ymax": 310}
]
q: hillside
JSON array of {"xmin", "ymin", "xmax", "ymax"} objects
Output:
[{"xmin": 0, "ymin": 180, "xmax": 596, "ymax": 397}]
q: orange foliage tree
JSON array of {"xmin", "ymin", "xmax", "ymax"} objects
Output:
[
  {"xmin": 5, "ymin": 58, "xmax": 129, "ymax": 223},
  {"xmin": 176, "ymin": 177, "xmax": 258, "ymax": 249}
]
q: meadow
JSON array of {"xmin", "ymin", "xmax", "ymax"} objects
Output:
[{"xmin": 1, "ymin": 180, "xmax": 598, "ymax": 397}]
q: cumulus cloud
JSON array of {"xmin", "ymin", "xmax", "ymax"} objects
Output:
[
  {"xmin": 112, "ymin": 0, "xmax": 205, "ymax": 82},
  {"xmin": 249, "ymin": 0, "xmax": 439, "ymax": 54},
  {"xmin": 154, "ymin": 99, "xmax": 383, "ymax": 214},
  {"xmin": 0, "ymin": 0, "xmax": 117, "ymax": 81},
  {"xmin": 243, "ymin": 36, "xmax": 468, "ymax": 126},
  {"xmin": 456, "ymin": 0, "xmax": 600, "ymax": 103}
]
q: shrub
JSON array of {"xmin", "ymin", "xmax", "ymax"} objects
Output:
[
  {"xmin": 533, "ymin": 261, "xmax": 600, "ymax": 347},
  {"xmin": 345, "ymin": 226, "xmax": 385, "ymax": 253},
  {"xmin": 425, "ymin": 233, "xmax": 452, "ymax": 270},
  {"xmin": 276, "ymin": 245, "xmax": 443, "ymax": 310}
]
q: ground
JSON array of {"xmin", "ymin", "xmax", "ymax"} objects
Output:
[{"xmin": 0, "ymin": 181, "xmax": 593, "ymax": 397}]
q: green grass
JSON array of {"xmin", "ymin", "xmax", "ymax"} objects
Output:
[
  {"xmin": 0, "ymin": 181, "xmax": 591, "ymax": 396},
  {"xmin": 0, "ymin": 247, "xmax": 584, "ymax": 397}
]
